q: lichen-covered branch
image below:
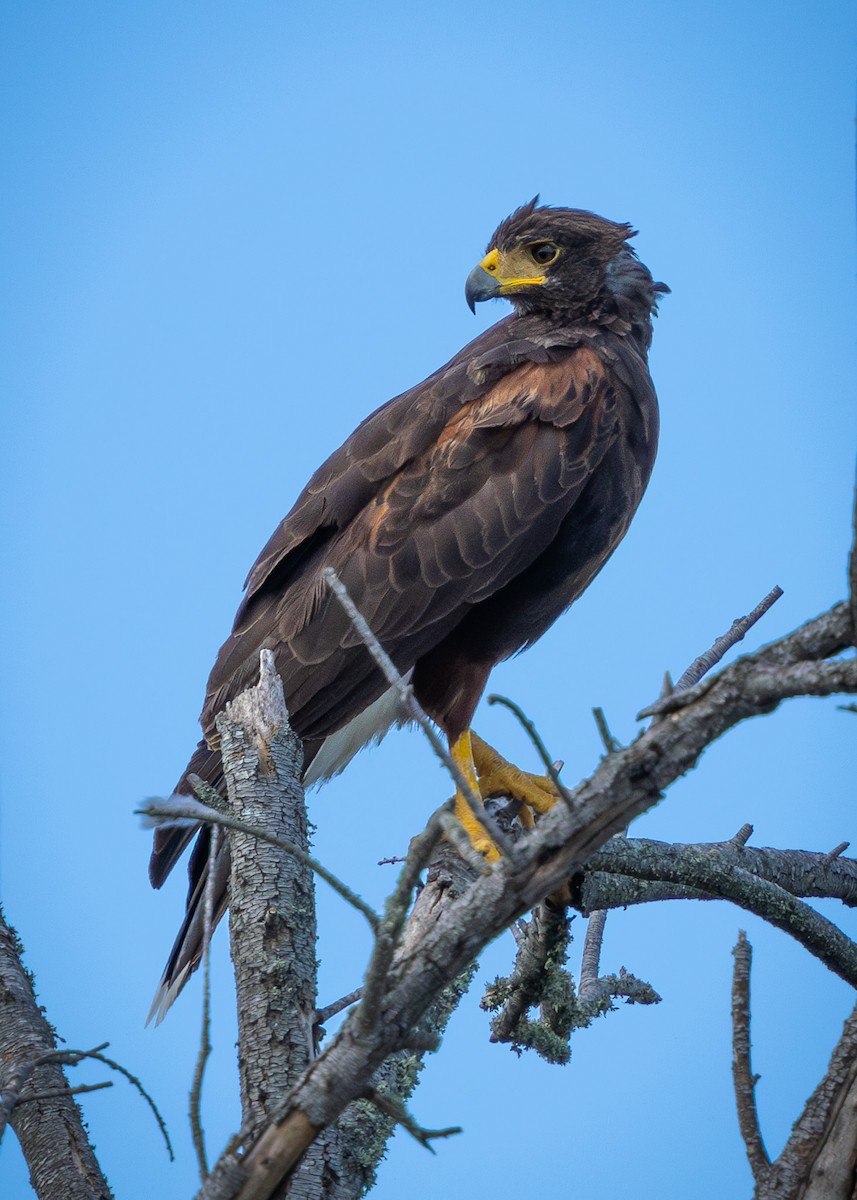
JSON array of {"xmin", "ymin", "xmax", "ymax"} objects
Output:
[
  {"xmin": 481, "ymin": 901, "xmax": 659, "ymax": 1064},
  {"xmin": 579, "ymin": 837, "xmax": 857, "ymax": 912},
  {"xmin": 587, "ymin": 840, "xmax": 857, "ymax": 985},
  {"xmin": 0, "ymin": 907, "xmax": 113, "ymax": 1200}
]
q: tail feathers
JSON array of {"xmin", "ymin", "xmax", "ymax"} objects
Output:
[
  {"xmin": 148, "ymin": 741, "xmax": 224, "ymax": 888},
  {"xmin": 147, "ymin": 826, "xmax": 231, "ymax": 1024},
  {"xmin": 147, "ymin": 731, "xmax": 327, "ymax": 1020}
]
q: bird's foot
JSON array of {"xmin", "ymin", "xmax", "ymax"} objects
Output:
[
  {"xmin": 449, "ymin": 730, "xmax": 500, "ymax": 862},
  {"xmin": 471, "ymin": 731, "xmax": 560, "ymax": 827}
]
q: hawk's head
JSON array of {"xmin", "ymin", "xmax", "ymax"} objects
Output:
[{"xmin": 465, "ymin": 197, "xmax": 635, "ymax": 320}]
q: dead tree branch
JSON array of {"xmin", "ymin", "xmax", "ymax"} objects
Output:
[
  {"xmin": 217, "ymin": 651, "xmax": 316, "ymax": 1137},
  {"xmin": 674, "ymin": 585, "xmax": 784, "ymax": 693},
  {"xmin": 754, "ymin": 1000, "xmax": 857, "ymax": 1199},
  {"xmin": 731, "ymin": 933, "xmax": 771, "ymax": 1184},
  {"xmin": 190, "ymin": 600, "xmax": 855, "ymax": 1200},
  {"xmin": 580, "ymin": 836, "xmax": 857, "ymax": 912},
  {"xmin": 0, "ymin": 907, "xmax": 114, "ymax": 1200}
]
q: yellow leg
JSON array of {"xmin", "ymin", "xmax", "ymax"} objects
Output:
[
  {"xmin": 471, "ymin": 731, "xmax": 560, "ymax": 816},
  {"xmin": 449, "ymin": 730, "xmax": 500, "ymax": 862}
]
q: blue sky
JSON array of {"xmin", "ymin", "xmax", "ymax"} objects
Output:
[{"xmin": 2, "ymin": 3, "xmax": 856, "ymax": 1197}]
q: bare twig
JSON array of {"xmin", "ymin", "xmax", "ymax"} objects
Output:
[
  {"xmin": 323, "ymin": 567, "xmax": 511, "ymax": 856},
  {"xmin": 18, "ymin": 1081, "xmax": 113, "ymax": 1103},
  {"xmin": 822, "ymin": 842, "xmax": 850, "ymax": 865},
  {"xmin": 1, "ymin": 1034, "xmax": 173, "ymax": 1163},
  {"xmin": 360, "ymin": 1086, "xmax": 461, "ymax": 1152},
  {"xmin": 486, "ymin": 693, "xmax": 573, "ymax": 808},
  {"xmin": 358, "ymin": 811, "xmax": 446, "ymax": 1037},
  {"xmin": 731, "ymin": 932, "xmax": 771, "ymax": 1183},
  {"xmin": 138, "ymin": 797, "xmax": 380, "ymax": 932},
  {"xmin": 639, "ymin": 585, "xmax": 785, "ymax": 717},
  {"xmin": 592, "ymin": 706, "xmax": 622, "ymax": 754},
  {"xmin": 730, "ymin": 824, "xmax": 754, "ymax": 848},
  {"xmin": 190, "ymin": 824, "xmax": 220, "ymax": 1180},
  {"xmin": 315, "ymin": 990, "xmax": 363, "ymax": 1026},
  {"xmin": 674, "ymin": 585, "xmax": 784, "ymax": 691},
  {"xmin": 81, "ymin": 1047, "xmax": 173, "ymax": 1161}
]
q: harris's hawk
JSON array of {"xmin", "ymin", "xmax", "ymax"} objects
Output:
[{"xmin": 149, "ymin": 198, "xmax": 666, "ymax": 1018}]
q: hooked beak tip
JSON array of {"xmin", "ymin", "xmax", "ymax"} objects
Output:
[{"xmin": 464, "ymin": 263, "xmax": 501, "ymax": 313}]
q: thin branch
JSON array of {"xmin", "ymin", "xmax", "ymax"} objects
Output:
[
  {"xmin": 731, "ymin": 932, "xmax": 771, "ymax": 1182},
  {"xmin": 482, "ymin": 900, "xmax": 574, "ymax": 1060},
  {"xmin": 639, "ymin": 585, "xmax": 785, "ymax": 717},
  {"xmin": 18, "ymin": 1081, "xmax": 114, "ymax": 1103},
  {"xmin": 482, "ymin": 898, "xmax": 659, "ymax": 1064},
  {"xmin": 323, "ymin": 567, "xmax": 511, "ymax": 856},
  {"xmin": 66, "ymin": 1045, "xmax": 174, "ymax": 1162},
  {"xmin": 486, "ymin": 693, "xmax": 573, "ymax": 808},
  {"xmin": 360, "ymin": 1086, "xmax": 461, "ymax": 1153},
  {"xmin": 2, "ymin": 1034, "xmax": 172, "ymax": 1163},
  {"xmin": 315, "ymin": 990, "xmax": 363, "ymax": 1026},
  {"xmin": 358, "ymin": 810, "xmax": 446, "ymax": 1037},
  {"xmin": 190, "ymin": 824, "xmax": 220, "ymax": 1180},
  {"xmin": 674, "ymin": 585, "xmax": 784, "ymax": 692},
  {"xmin": 578, "ymin": 910, "xmax": 608, "ymax": 1001},
  {"xmin": 592, "ymin": 706, "xmax": 622, "ymax": 754},
  {"xmin": 138, "ymin": 797, "xmax": 380, "ymax": 932}
]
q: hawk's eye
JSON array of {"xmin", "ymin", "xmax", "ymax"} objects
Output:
[{"xmin": 530, "ymin": 242, "xmax": 559, "ymax": 266}]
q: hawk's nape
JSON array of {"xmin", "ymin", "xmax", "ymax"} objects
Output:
[{"xmin": 147, "ymin": 198, "xmax": 667, "ymax": 1021}]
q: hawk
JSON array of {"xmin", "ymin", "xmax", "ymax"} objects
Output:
[{"xmin": 149, "ymin": 198, "xmax": 666, "ymax": 1018}]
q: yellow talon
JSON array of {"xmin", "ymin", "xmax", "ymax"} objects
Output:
[
  {"xmin": 471, "ymin": 731, "xmax": 560, "ymax": 817},
  {"xmin": 449, "ymin": 729, "xmax": 500, "ymax": 861},
  {"xmin": 445, "ymin": 728, "xmax": 559, "ymax": 860}
]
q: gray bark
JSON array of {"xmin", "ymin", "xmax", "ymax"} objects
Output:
[
  {"xmin": 758, "ymin": 1003, "xmax": 857, "ymax": 1199},
  {"xmin": 0, "ymin": 908, "xmax": 113, "ymax": 1200},
  {"xmin": 218, "ymin": 650, "xmax": 315, "ymax": 1131}
]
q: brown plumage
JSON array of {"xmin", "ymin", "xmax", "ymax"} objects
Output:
[{"xmin": 148, "ymin": 198, "xmax": 667, "ymax": 1018}]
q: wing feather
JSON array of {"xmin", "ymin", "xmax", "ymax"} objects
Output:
[{"xmin": 200, "ymin": 343, "xmax": 627, "ymax": 744}]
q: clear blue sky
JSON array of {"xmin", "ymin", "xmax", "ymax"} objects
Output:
[{"xmin": 2, "ymin": 3, "xmax": 856, "ymax": 1197}]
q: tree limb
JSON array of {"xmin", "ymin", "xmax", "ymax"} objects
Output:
[
  {"xmin": 580, "ymin": 837, "xmax": 857, "ymax": 912},
  {"xmin": 757, "ymin": 1002, "xmax": 857, "ymax": 1199},
  {"xmin": 0, "ymin": 907, "xmax": 113, "ymax": 1200},
  {"xmin": 730, "ymin": 932, "xmax": 771, "ymax": 1184}
]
